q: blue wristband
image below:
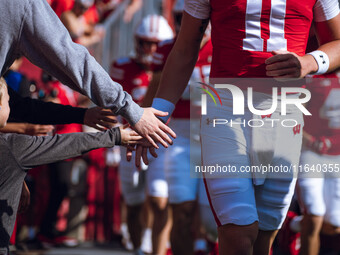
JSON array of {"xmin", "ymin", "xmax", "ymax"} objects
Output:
[{"xmin": 151, "ymin": 98, "xmax": 175, "ymax": 123}]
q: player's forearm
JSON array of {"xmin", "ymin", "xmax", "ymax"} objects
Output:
[
  {"xmin": 313, "ymin": 15, "xmax": 340, "ymax": 73},
  {"xmin": 155, "ymin": 12, "xmax": 207, "ymax": 104},
  {"xmin": 317, "ymin": 39, "xmax": 340, "ymax": 72},
  {"xmin": 155, "ymin": 45, "xmax": 200, "ymax": 104}
]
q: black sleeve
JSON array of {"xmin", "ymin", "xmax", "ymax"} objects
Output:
[
  {"xmin": 8, "ymin": 86, "xmax": 87, "ymax": 125},
  {"xmin": 3, "ymin": 127, "xmax": 121, "ymax": 170}
]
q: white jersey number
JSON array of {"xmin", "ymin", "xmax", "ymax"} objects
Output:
[{"xmin": 243, "ymin": 0, "xmax": 287, "ymax": 52}]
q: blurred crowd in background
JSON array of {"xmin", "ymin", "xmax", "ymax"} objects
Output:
[{"xmin": 3, "ymin": 1, "xmax": 340, "ymax": 255}]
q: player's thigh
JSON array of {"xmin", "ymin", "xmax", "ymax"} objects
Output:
[
  {"xmin": 204, "ymin": 177, "xmax": 257, "ymax": 227},
  {"xmin": 255, "ymin": 112, "xmax": 302, "ymax": 231},
  {"xmin": 201, "ymin": 99, "xmax": 256, "ymax": 227},
  {"xmin": 298, "ymin": 150, "xmax": 326, "ymax": 217}
]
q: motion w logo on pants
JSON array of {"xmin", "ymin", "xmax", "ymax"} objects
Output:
[{"xmin": 293, "ymin": 124, "xmax": 301, "ymax": 135}]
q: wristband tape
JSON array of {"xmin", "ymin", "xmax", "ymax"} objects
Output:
[
  {"xmin": 307, "ymin": 50, "xmax": 330, "ymax": 75},
  {"xmin": 151, "ymin": 98, "xmax": 175, "ymax": 123}
]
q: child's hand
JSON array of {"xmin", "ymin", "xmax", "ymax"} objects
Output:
[
  {"xmin": 84, "ymin": 107, "xmax": 117, "ymax": 131},
  {"xmin": 120, "ymin": 125, "xmax": 159, "ymax": 166},
  {"xmin": 119, "ymin": 125, "xmax": 157, "ymax": 147},
  {"xmin": 119, "ymin": 125, "xmax": 143, "ymax": 146}
]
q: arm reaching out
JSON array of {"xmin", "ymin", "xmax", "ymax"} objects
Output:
[
  {"xmin": 154, "ymin": 12, "xmax": 208, "ymax": 106},
  {"xmin": 0, "ymin": 123, "xmax": 54, "ymax": 136},
  {"xmin": 2, "ymin": 0, "xmax": 175, "ymax": 149},
  {"xmin": 1, "ymin": 128, "xmax": 122, "ymax": 170},
  {"xmin": 84, "ymin": 107, "xmax": 118, "ymax": 131}
]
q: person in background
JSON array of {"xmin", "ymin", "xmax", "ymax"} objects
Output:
[
  {"xmin": 110, "ymin": 14, "xmax": 174, "ymax": 255},
  {"xmin": 60, "ymin": 0, "xmax": 105, "ymax": 47},
  {"xmin": 298, "ymin": 70, "xmax": 340, "ymax": 254},
  {"xmin": 0, "ymin": 0, "xmax": 176, "ymax": 160},
  {"xmin": 142, "ymin": 2, "xmax": 216, "ymax": 253}
]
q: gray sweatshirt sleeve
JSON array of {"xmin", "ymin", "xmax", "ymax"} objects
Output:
[
  {"xmin": 2, "ymin": 128, "xmax": 121, "ymax": 171},
  {"xmin": 16, "ymin": 0, "xmax": 143, "ymax": 125}
]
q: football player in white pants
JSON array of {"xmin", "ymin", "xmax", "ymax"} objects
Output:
[
  {"xmin": 120, "ymin": 147, "xmax": 169, "ymax": 255},
  {"xmin": 110, "ymin": 15, "xmax": 174, "ymax": 255},
  {"xmin": 149, "ymin": 0, "xmax": 340, "ymax": 254},
  {"xmin": 298, "ymin": 72, "xmax": 340, "ymax": 255},
  {"xmin": 143, "ymin": 3, "xmax": 214, "ymax": 252}
]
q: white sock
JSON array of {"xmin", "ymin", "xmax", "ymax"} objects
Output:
[
  {"xmin": 290, "ymin": 215, "xmax": 303, "ymax": 233},
  {"xmin": 141, "ymin": 228, "xmax": 152, "ymax": 253}
]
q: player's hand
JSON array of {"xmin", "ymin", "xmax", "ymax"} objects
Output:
[
  {"xmin": 18, "ymin": 181, "xmax": 30, "ymax": 214},
  {"xmin": 25, "ymin": 124, "xmax": 54, "ymax": 136},
  {"xmin": 125, "ymin": 144, "xmax": 158, "ymax": 168},
  {"xmin": 132, "ymin": 107, "xmax": 176, "ymax": 149},
  {"xmin": 136, "ymin": 145, "xmax": 158, "ymax": 167},
  {"xmin": 84, "ymin": 107, "xmax": 118, "ymax": 131},
  {"xmin": 122, "ymin": 124, "xmax": 158, "ymax": 168},
  {"xmin": 265, "ymin": 50, "xmax": 318, "ymax": 80}
]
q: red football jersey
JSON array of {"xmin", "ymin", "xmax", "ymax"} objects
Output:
[
  {"xmin": 152, "ymin": 39, "xmax": 213, "ymax": 118},
  {"xmin": 304, "ymin": 72, "xmax": 340, "ymax": 155},
  {"xmin": 186, "ymin": 0, "xmax": 339, "ymax": 77},
  {"xmin": 184, "ymin": 0, "xmax": 339, "ymax": 91},
  {"xmin": 209, "ymin": 0, "xmax": 316, "ymax": 78},
  {"xmin": 110, "ymin": 57, "xmax": 151, "ymax": 105}
]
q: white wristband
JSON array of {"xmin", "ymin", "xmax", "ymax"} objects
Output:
[
  {"xmin": 307, "ymin": 50, "xmax": 330, "ymax": 75},
  {"xmin": 151, "ymin": 98, "xmax": 175, "ymax": 123}
]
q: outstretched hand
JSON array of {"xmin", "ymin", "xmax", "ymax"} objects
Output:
[
  {"xmin": 84, "ymin": 107, "xmax": 118, "ymax": 131},
  {"xmin": 132, "ymin": 107, "xmax": 176, "ymax": 149},
  {"xmin": 120, "ymin": 124, "xmax": 158, "ymax": 167}
]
